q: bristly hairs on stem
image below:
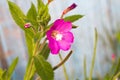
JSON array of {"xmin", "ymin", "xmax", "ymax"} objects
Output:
[
  {"xmin": 58, "ymin": 53, "xmax": 69, "ymax": 80},
  {"xmin": 89, "ymin": 28, "xmax": 98, "ymax": 80},
  {"xmin": 53, "ymin": 50, "xmax": 73, "ymax": 70}
]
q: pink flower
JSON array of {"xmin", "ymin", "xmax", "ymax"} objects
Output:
[
  {"xmin": 46, "ymin": 19, "xmax": 74, "ymax": 54},
  {"xmin": 24, "ymin": 23, "xmax": 31, "ymax": 28}
]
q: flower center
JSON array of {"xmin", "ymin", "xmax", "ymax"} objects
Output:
[{"xmin": 51, "ymin": 30, "xmax": 63, "ymax": 41}]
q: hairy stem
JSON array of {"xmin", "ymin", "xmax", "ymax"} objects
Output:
[
  {"xmin": 59, "ymin": 54, "xmax": 69, "ymax": 80},
  {"xmin": 25, "ymin": 41, "xmax": 39, "ymax": 80},
  {"xmin": 89, "ymin": 28, "xmax": 98, "ymax": 80},
  {"xmin": 53, "ymin": 50, "xmax": 73, "ymax": 70},
  {"xmin": 84, "ymin": 55, "xmax": 87, "ymax": 80},
  {"xmin": 113, "ymin": 72, "xmax": 120, "ymax": 80}
]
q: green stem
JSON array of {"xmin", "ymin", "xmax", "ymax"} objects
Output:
[
  {"xmin": 31, "ymin": 26, "xmax": 36, "ymax": 34},
  {"xmin": 84, "ymin": 55, "xmax": 87, "ymax": 80},
  {"xmin": 53, "ymin": 50, "xmax": 73, "ymax": 70},
  {"xmin": 26, "ymin": 38, "xmax": 47, "ymax": 80},
  {"xmin": 111, "ymin": 58, "xmax": 120, "ymax": 79},
  {"xmin": 25, "ymin": 41, "xmax": 39, "ymax": 80},
  {"xmin": 113, "ymin": 72, "xmax": 120, "ymax": 80},
  {"xmin": 89, "ymin": 28, "xmax": 98, "ymax": 80},
  {"xmin": 59, "ymin": 54, "xmax": 69, "ymax": 80},
  {"xmin": 38, "ymin": 38, "xmax": 47, "ymax": 53}
]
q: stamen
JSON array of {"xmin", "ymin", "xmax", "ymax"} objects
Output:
[
  {"xmin": 56, "ymin": 34, "xmax": 63, "ymax": 41},
  {"xmin": 51, "ymin": 30, "xmax": 63, "ymax": 41}
]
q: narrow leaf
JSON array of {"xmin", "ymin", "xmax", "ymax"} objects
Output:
[
  {"xmin": 116, "ymin": 33, "xmax": 120, "ymax": 43},
  {"xmin": 89, "ymin": 28, "xmax": 98, "ymax": 80},
  {"xmin": 24, "ymin": 58, "xmax": 36, "ymax": 80},
  {"xmin": 7, "ymin": 57, "xmax": 19, "ymax": 79},
  {"xmin": 0, "ymin": 68, "xmax": 3, "ymax": 77},
  {"xmin": 37, "ymin": 0, "xmax": 45, "ymax": 11},
  {"xmin": 27, "ymin": 3, "xmax": 38, "ymax": 29},
  {"xmin": 40, "ymin": 43, "xmax": 50, "ymax": 60},
  {"xmin": 34, "ymin": 55, "xmax": 54, "ymax": 80},
  {"xmin": 27, "ymin": 3, "xmax": 37, "ymax": 21},
  {"xmin": 37, "ymin": 0, "xmax": 50, "ymax": 26},
  {"xmin": 64, "ymin": 15, "xmax": 83, "ymax": 22},
  {"xmin": 113, "ymin": 72, "xmax": 120, "ymax": 80},
  {"xmin": 25, "ymin": 33, "xmax": 33, "ymax": 57},
  {"xmin": 8, "ymin": 1, "xmax": 26, "ymax": 30},
  {"xmin": 37, "ymin": 6, "xmax": 51, "ymax": 26},
  {"xmin": 1, "ymin": 70, "xmax": 7, "ymax": 80},
  {"xmin": 34, "ymin": 32, "xmax": 43, "ymax": 43}
]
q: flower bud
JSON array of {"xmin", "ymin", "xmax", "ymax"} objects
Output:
[
  {"xmin": 68, "ymin": 3, "xmax": 77, "ymax": 11},
  {"xmin": 112, "ymin": 54, "xmax": 116, "ymax": 62},
  {"xmin": 60, "ymin": 3, "xmax": 77, "ymax": 18},
  {"xmin": 24, "ymin": 23, "xmax": 31, "ymax": 28},
  {"xmin": 63, "ymin": 3, "xmax": 77, "ymax": 15}
]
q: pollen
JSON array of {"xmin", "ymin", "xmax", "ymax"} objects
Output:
[
  {"xmin": 51, "ymin": 30, "xmax": 63, "ymax": 41},
  {"xmin": 56, "ymin": 34, "xmax": 63, "ymax": 41}
]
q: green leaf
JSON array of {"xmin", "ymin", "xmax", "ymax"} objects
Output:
[
  {"xmin": 0, "ymin": 68, "xmax": 3, "ymax": 77},
  {"xmin": 38, "ymin": 6, "xmax": 51, "ymax": 26},
  {"xmin": 34, "ymin": 32, "xmax": 43, "ymax": 43},
  {"xmin": 24, "ymin": 58, "xmax": 36, "ymax": 80},
  {"xmin": 37, "ymin": 0, "xmax": 45, "ymax": 10},
  {"xmin": 1, "ymin": 70, "xmax": 7, "ymax": 80},
  {"xmin": 104, "ymin": 59, "xmax": 120, "ymax": 80},
  {"xmin": 27, "ymin": 3, "xmax": 37, "ymax": 21},
  {"xmin": 37, "ymin": 0, "xmax": 51, "ymax": 26},
  {"xmin": 104, "ymin": 74, "xmax": 110, "ymax": 80},
  {"xmin": 34, "ymin": 55, "xmax": 54, "ymax": 80},
  {"xmin": 27, "ymin": 3, "xmax": 38, "ymax": 29},
  {"xmin": 114, "ymin": 59, "xmax": 120, "ymax": 73},
  {"xmin": 0, "ymin": 69, "xmax": 8, "ymax": 80},
  {"xmin": 25, "ymin": 33, "xmax": 33, "ymax": 57},
  {"xmin": 7, "ymin": 1, "xmax": 26, "ymax": 30},
  {"xmin": 40, "ymin": 43, "xmax": 50, "ymax": 60},
  {"xmin": 116, "ymin": 33, "xmax": 120, "ymax": 43},
  {"xmin": 64, "ymin": 14, "xmax": 83, "ymax": 22},
  {"xmin": 7, "ymin": 57, "xmax": 19, "ymax": 79},
  {"xmin": 8, "ymin": 1, "xmax": 34, "ymax": 35}
]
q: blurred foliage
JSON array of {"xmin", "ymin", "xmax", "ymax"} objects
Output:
[
  {"xmin": 116, "ymin": 33, "xmax": 120, "ymax": 43},
  {"xmin": 0, "ymin": 57, "xmax": 18, "ymax": 80}
]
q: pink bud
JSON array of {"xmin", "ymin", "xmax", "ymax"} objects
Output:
[
  {"xmin": 112, "ymin": 54, "xmax": 116, "ymax": 61},
  {"xmin": 63, "ymin": 3, "xmax": 77, "ymax": 15},
  {"xmin": 24, "ymin": 23, "xmax": 31, "ymax": 28},
  {"xmin": 68, "ymin": 3, "xmax": 77, "ymax": 10}
]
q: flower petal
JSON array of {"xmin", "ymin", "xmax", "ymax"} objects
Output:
[
  {"xmin": 62, "ymin": 32, "xmax": 74, "ymax": 43},
  {"xmin": 48, "ymin": 38, "xmax": 60, "ymax": 54},
  {"xmin": 58, "ymin": 40, "xmax": 71, "ymax": 51},
  {"xmin": 51, "ymin": 19, "xmax": 64, "ymax": 30},
  {"xmin": 51, "ymin": 19, "xmax": 72, "ymax": 32},
  {"xmin": 46, "ymin": 29, "xmax": 53, "ymax": 40}
]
